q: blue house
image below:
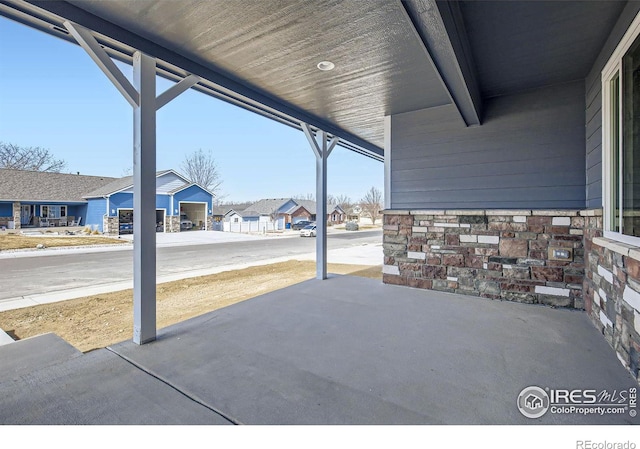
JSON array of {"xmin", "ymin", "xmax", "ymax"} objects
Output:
[
  {"xmin": 83, "ymin": 169, "xmax": 214, "ymax": 234},
  {"xmin": 0, "ymin": 168, "xmax": 116, "ymax": 229},
  {"xmin": 0, "ymin": 168, "xmax": 213, "ymax": 234}
]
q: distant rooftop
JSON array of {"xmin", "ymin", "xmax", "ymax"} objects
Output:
[{"xmin": 0, "ymin": 169, "xmax": 116, "ymax": 203}]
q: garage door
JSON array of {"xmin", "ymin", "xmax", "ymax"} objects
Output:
[
  {"xmin": 179, "ymin": 202, "xmax": 207, "ymax": 231},
  {"xmin": 118, "ymin": 209, "xmax": 165, "ymax": 234}
]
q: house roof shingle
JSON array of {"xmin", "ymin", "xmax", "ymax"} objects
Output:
[
  {"xmin": 242, "ymin": 198, "xmax": 294, "ymax": 215},
  {"xmin": 0, "ymin": 169, "xmax": 117, "ymax": 203},
  {"xmin": 83, "ymin": 169, "xmax": 175, "ymax": 198},
  {"xmin": 212, "ymin": 202, "xmax": 252, "ymax": 216}
]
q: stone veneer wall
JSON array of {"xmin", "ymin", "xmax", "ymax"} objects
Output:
[
  {"xmin": 103, "ymin": 216, "xmax": 119, "ymax": 235},
  {"xmin": 583, "ymin": 210, "xmax": 640, "ymax": 381},
  {"xmin": 207, "ymin": 215, "xmax": 213, "ymax": 231},
  {"xmin": 382, "ymin": 210, "xmax": 586, "ymax": 308},
  {"xmin": 12, "ymin": 202, "xmax": 21, "ymax": 230},
  {"xmin": 167, "ymin": 216, "xmax": 180, "ymax": 233}
]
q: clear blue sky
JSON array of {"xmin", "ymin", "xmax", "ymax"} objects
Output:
[{"xmin": 0, "ymin": 17, "xmax": 382, "ymax": 204}]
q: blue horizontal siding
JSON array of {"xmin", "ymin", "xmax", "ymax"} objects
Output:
[
  {"xmin": 173, "ymin": 185, "xmax": 213, "ymax": 212},
  {"xmin": 391, "ymin": 81, "xmax": 586, "ymax": 209},
  {"xmin": 0, "ymin": 202, "xmax": 12, "ymax": 217},
  {"xmin": 86, "ymin": 198, "xmax": 106, "ymax": 231}
]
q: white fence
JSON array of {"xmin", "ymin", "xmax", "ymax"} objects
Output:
[{"xmin": 224, "ymin": 221, "xmax": 282, "ymax": 233}]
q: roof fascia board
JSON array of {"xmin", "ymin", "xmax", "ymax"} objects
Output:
[
  {"xmin": 400, "ymin": 0, "xmax": 482, "ymax": 126},
  {"xmin": 170, "ymin": 182, "xmax": 215, "ymax": 197},
  {"xmin": 0, "ymin": 199, "xmax": 88, "ymax": 203},
  {"xmin": 7, "ymin": 0, "xmax": 383, "ymax": 159}
]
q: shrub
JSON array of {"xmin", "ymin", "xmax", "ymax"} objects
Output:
[{"xmin": 345, "ymin": 222, "xmax": 359, "ymax": 231}]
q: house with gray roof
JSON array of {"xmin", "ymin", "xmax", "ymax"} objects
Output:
[
  {"xmin": 226, "ymin": 198, "xmax": 346, "ymax": 231},
  {"xmin": 0, "ymin": 168, "xmax": 213, "ymax": 234},
  {"xmin": 0, "ymin": 168, "xmax": 116, "ymax": 229}
]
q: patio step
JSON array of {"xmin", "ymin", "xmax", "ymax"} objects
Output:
[{"xmin": 0, "ymin": 332, "xmax": 83, "ymax": 379}]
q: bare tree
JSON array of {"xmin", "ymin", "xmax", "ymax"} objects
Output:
[
  {"xmin": 269, "ymin": 205, "xmax": 281, "ymax": 231},
  {"xmin": 0, "ymin": 142, "xmax": 66, "ymax": 172},
  {"xmin": 359, "ymin": 186, "xmax": 383, "ymax": 225},
  {"xmin": 332, "ymin": 194, "xmax": 352, "ymax": 212},
  {"xmin": 181, "ymin": 149, "xmax": 223, "ymax": 197},
  {"xmin": 292, "ymin": 193, "xmax": 315, "ymax": 201}
]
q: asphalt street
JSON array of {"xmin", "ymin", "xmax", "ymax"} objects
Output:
[{"xmin": 0, "ymin": 230, "xmax": 382, "ymax": 302}]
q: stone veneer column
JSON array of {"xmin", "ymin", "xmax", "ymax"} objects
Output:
[
  {"xmin": 382, "ymin": 209, "xmax": 585, "ymax": 308},
  {"xmin": 583, "ymin": 209, "xmax": 640, "ymax": 381},
  {"xmin": 167, "ymin": 215, "xmax": 180, "ymax": 233},
  {"xmin": 207, "ymin": 215, "xmax": 213, "ymax": 231},
  {"xmin": 103, "ymin": 216, "xmax": 119, "ymax": 235},
  {"xmin": 12, "ymin": 202, "xmax": 21, "ymax": 230}
]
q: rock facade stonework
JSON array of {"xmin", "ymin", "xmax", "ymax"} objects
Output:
[
  {"xmin": 12, "ymin": 202, "xmax": 21, "ymax": 230},
  {"xmin": 167, "ymin": 215, "xmax": 180, "ymax": 233},
  {"xmin": 583, "ymin": 211, "xmax": 640, "ymax": 381},
  {"xmin": 382, "ymin": 210, "xmax": 586, "ymax": 308},
  {"xmin": 103, "ymin": 216, "xmax": 119, "ymax": 235}
]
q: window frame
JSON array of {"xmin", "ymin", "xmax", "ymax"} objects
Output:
[
  {"xmin": 41, "ymin": 205, "xmax": 67, "ymax": 219},
  {"xmin": 602, "ymin": 12, "xmax": 640, "ymax": 246}
]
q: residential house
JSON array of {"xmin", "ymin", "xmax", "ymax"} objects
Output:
[
  {"xmin": 0, "ymin": 168, "xmax": 116, "ymax": 229},
  {"xmin": 0, "ymin": 168, "xmax": 213, "ymax": 234},
  {"xmin": 3, "ymin": 0, "xmax": 638, "ymax": 382},
  {"xmin": 288, "ymin": 200, "xmax": 346, "ymax": 225},
  {"xmin": 83, "ymin": 169, "xmax": 214, "ymax": 234}
]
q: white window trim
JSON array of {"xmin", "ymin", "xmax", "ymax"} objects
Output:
[
  {"xmin": 41, "ymin": 205, "xmax": 67, "ymax": 219},
  {"xmin": 602, "ymin": 11, "xmax": 640, "ymax": 246}
]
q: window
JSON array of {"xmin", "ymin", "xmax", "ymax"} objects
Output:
[
  {"xmin": 41, "ymin": 205, "xmax": 67, "ymax": 219},
  {"xmin": 603, "ymin": 13, "xmax": 640, "ymax": 245}
]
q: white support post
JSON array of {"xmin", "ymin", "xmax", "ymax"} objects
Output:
[
  {"xmin": 156, "ymin": 75, "xmax": 200, "ymax": 111},
  {"xmin": 65, "ymin": 21, "xmax": 200, "ymax": 345},
  {"xmin": 63, "ymin": 21, "xmax": 139, "ymax": 108},
  {"xmin": 302, "ymin": 123, "xmax": 338, "ymax": 280},
  {"xmin": 133, "ymin": 51, "xmax": 157, "ymax": 344},
  {"xmin": 384, "ymin": 115, "xmax": 391, "ymax": 209}
]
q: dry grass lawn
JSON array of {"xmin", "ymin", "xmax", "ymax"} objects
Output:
[
  {"xmin": 0, "ymin": 233, "xmax": 129, "ymax": 251},
  {"xmin": 0, "ymin": 260, "xmax": 381, "ymax": 352}
]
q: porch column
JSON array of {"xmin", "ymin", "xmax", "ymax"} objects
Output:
[
  {"xmin": 302, "ymin": 123, "xmax": 338, "ymax": 280},
  {"xmin": 132, "ymin": 52, "xmax": 157, "ymax": 344},
  {"xmin": 384, "ymin": 115, "xmax": 391, "ymax": 209},
  {"xmin": 64, "ymin": 21, "xmax": 200, "ymax": 344}
]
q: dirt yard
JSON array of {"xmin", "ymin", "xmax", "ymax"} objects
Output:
[
  {"xmin": 0, "ymin": 260, "xmax": 381, "ymax": 352},
  {"xmin": 0, "ymin": 233, "xmax": 129, "ymax": 251}
]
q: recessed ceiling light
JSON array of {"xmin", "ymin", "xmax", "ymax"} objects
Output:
[{"xmin": 317, "ymin": 61, "xmax": 335, "ymax": 71}]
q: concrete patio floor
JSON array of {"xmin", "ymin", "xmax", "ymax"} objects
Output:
[{"xmin": 0, "ymin": 275, "xmax": 637, "ymax": 425}]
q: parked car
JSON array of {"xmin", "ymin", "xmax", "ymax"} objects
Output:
[
  {"xmin": 119, "ymin": 222, "xmax": 133, "ymax": 234},
  {"xmin": 292, "ymin": 220, "xmax": 313, "ymax": 230},
  {"xmin": 345, "ymin": 221, "xmax": 359, "ymax": 231},
  {"xmin": 180, "ymin": 213, "xmax": 193, "ymax": 230},
  {"xmin": 300, "ymin": 224, "xmax": 316, "ymax": 237}
]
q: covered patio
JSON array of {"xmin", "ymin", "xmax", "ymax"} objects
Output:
[
  {"xmin": 1, "ymin": 0, "xmax": 640, "ymax": 433},
  {"xmin": 0, "ymin": 275, "xmax": 636, "ymax": 425}
]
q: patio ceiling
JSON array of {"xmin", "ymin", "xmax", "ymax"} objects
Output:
[{"xmin": 0, "ymin": 0, "xmax": 629, "ymax": 158}]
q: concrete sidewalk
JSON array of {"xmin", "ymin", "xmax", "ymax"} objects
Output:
[{"xmin": 0, "ymin": 275, "xmax": 637, "ymax": 425}]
